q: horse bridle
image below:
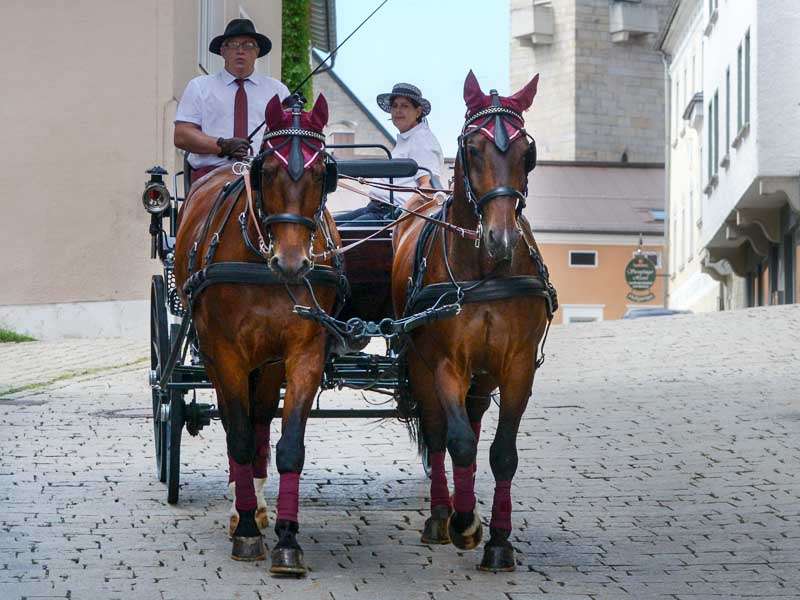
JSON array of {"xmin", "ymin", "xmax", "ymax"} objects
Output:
[
  {"xmin": 457, "ymin": 91, "xmax": 537, "ymax": 229},
  {"xmin": 249, "ymin": 104, "xmax": 338, "ymax": 235}
]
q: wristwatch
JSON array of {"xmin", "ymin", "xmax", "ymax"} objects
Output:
[{"xmin": 216, "ymin": 137, "xmax": 225, "ymax": 158}]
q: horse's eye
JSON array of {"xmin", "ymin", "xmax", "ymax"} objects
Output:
[{"xmin": 468, "ymin": 145, "xmax": 481, "ymax": 159}]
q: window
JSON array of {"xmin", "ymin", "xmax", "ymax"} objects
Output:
[
  {"xmin": 725, "ymin": 67, "xmax": 731, "ymax": 150},
  {"xmin": 670, "ymin": 218, "xmax": 676, "ymax": 277},
  {"xmin": 675, "ymin": 78, "xmax": 680, "ymax": 139},
  {"xmin": 707, "ymin": 91, "xmax": 719, "ymax": 180},
  {"xmin": 198, "ymin": 0, "xmax": 224, "ymax": 74},
  {"xmin": 744, "ymin": 30, "xmax": 750, "ymax": 125},
  {"xmin": 683, "ymin": 67, "xmax": 688, "ymax": 108},
  {"xmin": 713, "ymin": 91, "xmax": 719, "ymax": 170},
  {"xmin": 737, "ymin": 43, "xmax": 743, "ymax": 131},
  {"xmin": 680, "ymin": 207, "xmax": 686, "ymax": 269},
  {"xmin": 562, "ymin": 305, "xmax": 604, "ymax": 325},
  {"xmin": 569, "ymin": 251, "xmax": 598, "ymax": 267},
  {"xmin": 688, "ymin": 192, "xmax": 694, "ymax": 260},
  {"xmin": 707, "ymin": 98, "xmax": 714, "ymax": 179}
]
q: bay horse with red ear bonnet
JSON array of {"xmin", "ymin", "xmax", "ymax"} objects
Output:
[
  {"xmin": 392, "ymin": 71, "xmax": 557, "ymax": 571},
  {"xmin": 174, "ymin": 94, "xmax": 341, "ymax": 575}
]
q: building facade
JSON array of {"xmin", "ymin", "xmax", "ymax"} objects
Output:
[
  {"xmin": 660, "ymin": 0, "xmax": 800, "ymax": 310},
  {"xmin": 658, "ymin": 0, "xmax": 719, "ymax": 311},
  {"xmin": 510, "ymin": 0, "xmax": 669, "ymax": 322},
  {"xmin": 525, "ymin": 162, "xmax": 665, "ymax": 325},
  {"xmin": 511, "ymin": 0, "xmax": 673, "ymax": 162},
  {"xmin": 0, "ymin": 1, "xmax": 349, "ymax": 339}
]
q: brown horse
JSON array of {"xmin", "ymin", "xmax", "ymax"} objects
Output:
[
  {"xmin": 392, "ymin": 71, "xmax": 555, "ymax": 571},
  {"xmin": 174, "ymin": 94, "xmax": 340, "ymax": 575}
]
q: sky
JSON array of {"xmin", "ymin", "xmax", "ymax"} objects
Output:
[{"xmin": 325, "ymin": 0, "xmax": 510, "ymax": 157}]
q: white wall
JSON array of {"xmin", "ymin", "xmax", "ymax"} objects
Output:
[
  {"xmin": 663, "ymin": 0, "xmax": 717, "ymax": 312},
  {"xmin": 699, "ymin": 0, "xmax": 758, "ymax": 247},
  {"xmin": 756, "ymin": 1, "xmax": 800, "ymax": 178}
]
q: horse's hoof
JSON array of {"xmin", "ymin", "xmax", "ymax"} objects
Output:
[
  {"xmin": 477, "ymin": 543, "xmax": 516, "ymax": 572},
  {"xmin": 421, "ymin": 505, "xmax": 452, "ymax": 544},
  {"xmin": 228, "ymin": 513, "xmax": 239, "ymax": 539},
  {"xmin": 231, "ymin": 535, "xmax": 266, "ymax": 561},
  {"xmin": 448, "ymin": 510, "xmax": 483, "ymax": 551},
  {"xmin": 269, "ymin": 547, "xmax": 307, "ymax": 576},
  {"xmin": 255, "ymin": 507, "xmax": 269, "ymax": 531}
]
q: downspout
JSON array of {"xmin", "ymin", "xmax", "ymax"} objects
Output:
[{"xmin": 660, "ymin": 51, "xmax": 672, "ymax": 308}]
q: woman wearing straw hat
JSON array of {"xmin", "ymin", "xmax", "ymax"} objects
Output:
[{"xmin": 342, "ymin": 82, "xmax": 444, "ymax": 221}]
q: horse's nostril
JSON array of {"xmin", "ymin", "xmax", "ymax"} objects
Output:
[{"xmin": 269, "ymin": 256, "xmax": 280, "ymax": 271}]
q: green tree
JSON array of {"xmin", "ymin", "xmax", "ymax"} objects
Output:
[{"xmin": 282, "ymin": 0, "xmax": 312, "ymax": 104}]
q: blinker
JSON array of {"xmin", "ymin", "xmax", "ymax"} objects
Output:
[
  {"xmin": 489, "ymin": 89, "xmax": 509, "ymax": 153},
  {"xmin": 288, "ymin": 104, "xmax": 304, "ymax": 181}
]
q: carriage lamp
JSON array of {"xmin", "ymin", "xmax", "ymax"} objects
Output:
[
  {"xmin": 143, "ymin": 166, "xmax": 171, "ymax": 214},
  {"xmin": 142, "ymin": 181, "xmax": 171, "ymax": 214}
]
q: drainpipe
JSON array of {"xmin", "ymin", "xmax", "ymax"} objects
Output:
[{"xmin": 660, "ymin": 52, "xmax": 672, "ymax": 308}]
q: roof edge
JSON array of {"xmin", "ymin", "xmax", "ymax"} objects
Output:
[
  {"xmin": 536, "ymin": 160, "xmax": 665, "ymax": 169},
  {"xmin": 535, "ymin": 227, "xmax": 666, "ymax": 236},
  {"xmin": 656, "ymin": 0, "xmax": 682, "ymax": 52}
]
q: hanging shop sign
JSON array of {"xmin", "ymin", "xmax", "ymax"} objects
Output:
[{"xmin": 625, "ymin": 253, "xmax": 656, "ymax": 302}]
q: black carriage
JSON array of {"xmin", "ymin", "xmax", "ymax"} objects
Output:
[{"xmin": 144, "ymin": 155, "xmax": 436, "ymax": 504}]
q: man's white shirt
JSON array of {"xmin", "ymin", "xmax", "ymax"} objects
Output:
[
  {"xmin": 370, "ymin": 121, "xmax": 445, "ymax": 207},
  {"xmin": 175, "ymin": 69, "xmax": 290, "ymax": 170}
]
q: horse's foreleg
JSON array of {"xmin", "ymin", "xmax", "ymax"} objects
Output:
[
  {"xmin": 466, "ymin": 379, "xmax": 494, "ymax": 478},
  {"xmin": 270, "ymin": 346, "xmax": 322, "ymax": 576},
  {"xmin": 412, "ymin": 354, "xmax": 451, "ymax": 544},
  {"xmin": 251, "ymin": 363, "xmax": 283, "ymax": 532},
  {"xmin": 434, "ymin": 360, "xmax": 482, "ymax": 551},
  {"xmin": 207, "ymin": 359, "xmax": 266, "ymax": 562},
  {"xmin": 479, "ymin": 366, "xmax": 534, "ymax": 572}
]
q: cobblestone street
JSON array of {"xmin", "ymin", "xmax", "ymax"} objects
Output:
[{"xmin": 1, "ymin": 305, "xmax": 799, "ymax": 599}]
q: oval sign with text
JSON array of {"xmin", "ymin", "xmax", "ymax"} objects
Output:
[{"xmin": 625, "ymin": 254, "xmax": 656, "ymax": 302}]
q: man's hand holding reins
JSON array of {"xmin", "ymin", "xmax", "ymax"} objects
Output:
[{"xmin": 217, "ymin": 137, "xmax": 251, "ymax": 159}]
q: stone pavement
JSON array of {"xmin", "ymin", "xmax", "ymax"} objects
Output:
[
  {"xmin": 1, "ymin": 305, "xmax": 799, "ymax": 599},
  {"xmin": 0, "ymin": 338, "xmax": 147, "ymax": 395}
]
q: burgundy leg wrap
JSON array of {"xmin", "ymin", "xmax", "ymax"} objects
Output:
[
  {"xmin": 429, "ymin": 451, "xmax": 451, "ymax": 510},
  {"xmin": 452, "ymin": 465, "xmax": 476, "ymax": 514},
  {"xmin": 276, "ymin": 472, "xmax": 301, "ymax": 523},
  {"xmin": 252, "ymin": 423, "xmax": 270, "ymax": 479},
  {"xmin": 230, "ymin": 460, "xmax": 257, "ymax": 511},
  {"xmin": 490, "ymin": 480, "xmax": 513, "ymax": 531},
  {"xmin": 470, "ymin": 421, "xmax": 481, "ymax": 477}
]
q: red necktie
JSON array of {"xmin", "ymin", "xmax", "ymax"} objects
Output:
[{"xmin": 234, "ymin": 78, "xmax": 248, "ymax": 138}]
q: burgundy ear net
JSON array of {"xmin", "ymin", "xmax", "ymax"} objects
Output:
[{"xmin": 264, "ymin": 94, "xmax": 284, "ymax": 130}]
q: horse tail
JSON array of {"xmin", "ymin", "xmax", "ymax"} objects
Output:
[{"xmin": 394, "ymin": 342, "xmax": 424, "ymax": 454}]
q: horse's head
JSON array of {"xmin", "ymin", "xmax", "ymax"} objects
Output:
[
  {"xmin": 254, "ymin": 93, "xmax": 332, "ymax": 281},
  {"xmin": 458, "ymin": 71, "xmax": 539, "ymax": 262}
]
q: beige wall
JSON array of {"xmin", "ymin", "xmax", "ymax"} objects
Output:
[
  {"xmin": 539, "ymin": 239, "xmax": 666, "ymax": 324},
  {"xmin": 0, "ymin": 0, "xmax": 282, "ymax": 308}
]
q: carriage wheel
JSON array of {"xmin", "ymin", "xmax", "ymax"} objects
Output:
[
  {"xmin": 150, "ymin": 276, "xmax": 169, "ymax": 483},
  {"xmin": 166, "ymin": 389, "xmax": 185, "ymax": 504}
]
